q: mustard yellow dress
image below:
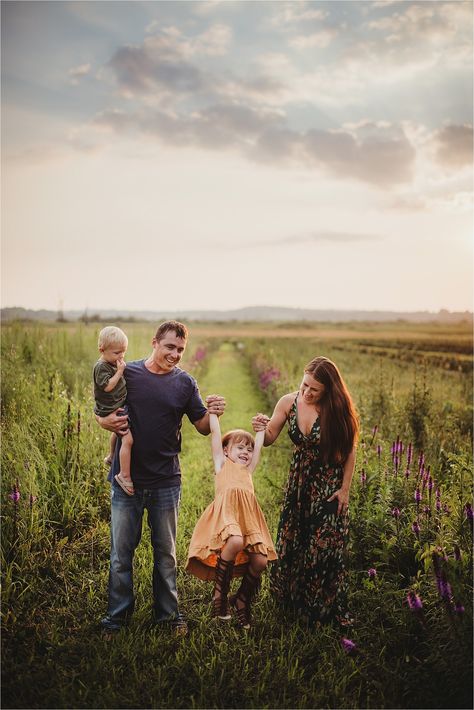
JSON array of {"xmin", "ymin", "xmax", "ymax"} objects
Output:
[{"xmin": 186, "ymin": 459, "xmax": 277, "ymax": 580}]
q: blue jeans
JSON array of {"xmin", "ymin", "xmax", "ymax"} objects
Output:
[{"xmin": 101, "ymin": 481, "xmax": 181, "ymax": 631}]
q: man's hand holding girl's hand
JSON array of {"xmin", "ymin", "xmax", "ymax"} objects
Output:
[{"xmin": 206, "ymin": 394, "xmax": 226, "ymax": 417}]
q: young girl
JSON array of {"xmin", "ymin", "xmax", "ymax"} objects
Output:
[
  {"xmin": 186, "ymin": 413, "xmax": 276, "ymax": 629},
  {"xmin": 93, "ymin": 326, "xmax": 134, "ymax": 496}
]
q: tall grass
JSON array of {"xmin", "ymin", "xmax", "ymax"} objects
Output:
[{"xmin": 1, "ymin": 322, "xmax": 472, "ymax": 709}]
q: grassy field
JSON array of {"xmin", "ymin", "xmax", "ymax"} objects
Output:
[{"xmin": 1, "ymin": 320, "xmax": 472, "ymax": 709}]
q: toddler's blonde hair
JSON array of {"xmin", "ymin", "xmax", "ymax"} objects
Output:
[{"xmin": 98, "ymin": 326, "xmax": 128, "ymax": 351}]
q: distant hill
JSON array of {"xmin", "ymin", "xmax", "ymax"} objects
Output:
[{"xmin": 1, "ymin": 306, "xmax": 472, "ymax": 324}]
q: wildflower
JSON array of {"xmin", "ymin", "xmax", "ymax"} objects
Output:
[
  {"xmin": 406, "ymin": 443, "xmax": 413, "ymax": 466},
  {"xmin": 367, "ymin": 568, "xmax": 377, "ymax": 579},
  {"xmin": 435, "ymin": 487, "xmax": 441, "ymax": 500},
  {"xmin": 438, "ymin": 577, "xmax": 452, "ymax": 602},
  {"xmin": 407, "ymin": 591, "xmax": 423, "ymax": 611},
  {"xmin": 259, "ymin": 367, "xmax": 280, "ymax": 390},
  {"xmin": 418, "ymin": 452, "xmax": 425, "ymax": 471},
  {"xmin": 341, "ymin": 637, "xmax": 357, "ymax": 654},
  {"xmin": 427, "ymin": 476, "xmax": 433, "ymax": 492},
  {"xmin": 423, "ymin": 505, "xmax": 431, "ymax": 516},
  {"xmin": 194, "ymin": 346, "xmax": 207, "ymax": 363},
  {"xmin": 412, "ymin": 520, "xmax": 420, "ymax": 539},
  {"xmin": 9, "ymin": 489, "xmax": 20, "ymax": 503},
  {"xmin": 454, "ymin": 602, "xmax": 465, "ymax": 614},
  {"xmin": 391, "ymin": 507, "xmax": 401, "ymax": 519},
  {"xmin": 414, "ymin": 489, "xmax": 422, "ymax": 504}
]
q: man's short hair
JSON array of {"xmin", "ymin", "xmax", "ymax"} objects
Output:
[
  {"xmin": 155, "ymin": 320, "xmax": 188, "ymax": 341},
  {"xmin": 98, "ymin": 326, "xmax": 128, "ymax": 350}
]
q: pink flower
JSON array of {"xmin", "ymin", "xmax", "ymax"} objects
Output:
[
  {"xmin": 367, "ymin": 568, "xmax": 377, "ymax": 579},
  {"xmin": 341, "ymin": 637, "xmax": 357, "ymax": 654}
]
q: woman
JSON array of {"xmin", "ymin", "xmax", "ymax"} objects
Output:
[{"xmin": 253, "ymin": 356, "xmax": 359, "ymax": 626}]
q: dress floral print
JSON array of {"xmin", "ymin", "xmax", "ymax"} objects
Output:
[{"xmin": 270, "ymin": 395, "xmax": 351, "ymax": 625}]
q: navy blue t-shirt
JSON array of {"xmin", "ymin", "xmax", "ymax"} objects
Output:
[{"xmin": 110, "ymin": 359, "xmax": 207, "ymax": 489}]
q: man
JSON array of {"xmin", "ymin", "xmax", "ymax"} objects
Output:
[{"xmin": 96, "ymin": 320, "xmax": 225, "ymax": 634}]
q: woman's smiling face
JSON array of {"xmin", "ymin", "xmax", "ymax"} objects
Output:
[{"xmin": 300, "ymin": 372, "xmax": 326, "ymax": 405}]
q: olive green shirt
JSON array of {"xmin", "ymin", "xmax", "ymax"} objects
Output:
[{"xmin": 93, "ymin": 360, "xmax": 127, "ymax": 416}]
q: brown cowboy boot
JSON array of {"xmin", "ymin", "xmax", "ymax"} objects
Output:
[
  {"xmin": 212, "ymin": 556, "xmax": 234, "ymax": 620},
  {"xmin": 229, "ymin": 569, "xmax": 261, "ymax": 629}
]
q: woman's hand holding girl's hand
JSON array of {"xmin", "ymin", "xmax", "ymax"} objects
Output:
[
  {"xmin": 327, "ymin": 488, "xmax": 350, "ymax": 516},
  {"xmin": 252, "ymin": 414, "xmax": 270, "ymax": 432}
]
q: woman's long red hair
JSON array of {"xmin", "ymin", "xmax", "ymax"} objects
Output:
[{"xmin": 305, "ymin": 356, "xmax": 359, "ymax": 465}]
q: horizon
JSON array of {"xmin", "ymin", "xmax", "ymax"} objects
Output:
[
  {"xmin": 3, "ymin": 303, "xmax": 472, "ymax": 316},
  {"xmin": 2, "ymin": 1, "xmax": 473, "ymax": 313}
]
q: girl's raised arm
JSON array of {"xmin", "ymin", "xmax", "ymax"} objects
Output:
[
  {"xmin": 248, "ymin": 429, "xmax": 265, "ymax": 475},
  {"xmin": 210, "ymin": 413, "xmax": 225, "ymax": 474}
]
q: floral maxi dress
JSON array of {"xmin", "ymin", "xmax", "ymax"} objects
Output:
[{"xmin": 270, "ymin": 396, "xmax": 351, "ymax": 625}]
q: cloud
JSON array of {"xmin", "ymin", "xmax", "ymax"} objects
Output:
[
  {"xmin": 270, "ymin": 2, "xmax": 328, "ymax": 27},
  {"xmin": 289, "ymin": 28, "xmax": 338, "ymax": 50},
  {"xmin": 68, "ymin": 63, "xmax": 92, "ymax": 85},
  {"xmin": 432, "ymin": 124, "xmax": 473, "ymax": 169},
  {"xmin": 207, "ymin": 230, "xmax": 384, "ymax": 250}
]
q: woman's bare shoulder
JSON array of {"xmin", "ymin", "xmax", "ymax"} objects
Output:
[{"xmin": 276, "ymin": 391, "xmax": 298, "ymax": 412}]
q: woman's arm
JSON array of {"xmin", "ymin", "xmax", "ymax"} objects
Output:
[
  {"xmin": 327, "ymin": 447, "xmax": 357, "ymax": 516},
  {"xmin": 248, "ymin": 429, "xmax": 265, "ymax": 475},
  {"xmin": 252, "ymin": 393, "xmax": 293, "ymax": 446},
  {"xmin": 209, "ymin": 413, "xmax": 225, "ymax": 473}
]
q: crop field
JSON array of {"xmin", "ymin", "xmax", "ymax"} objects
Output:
[{"xmin": 1, "ymin": 319, "xmax": 473, "ymax": 709}]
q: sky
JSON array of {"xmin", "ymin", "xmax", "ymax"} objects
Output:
[{"xmin": 2, "ymin": 0, "xmax": 473, "ymax": 314}]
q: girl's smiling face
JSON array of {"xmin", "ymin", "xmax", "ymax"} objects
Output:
[{"xmin": 224, "ymin": 440, "xmax": 254, "ymax": 466}]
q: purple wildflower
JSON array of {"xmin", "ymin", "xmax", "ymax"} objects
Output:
[
  {"xmin": 193, "ymin": 347, "xmax": 207, "ymax": 363},
  {"xmin": 412, "ymin": 520, "xmax": 420, "ymax": 539},
  {"xmin": 367, "ymin": 568, "xmax": 377, "ymax": 579},
  {"xmin": 259, "ymin": 367, "xmax": 280, "ymax": 390},
  {"xmin": 454, "ymin": 602, "xmax": 465, "ymax": 614},
  {"xmin": 391, "ymin": 507, "xmax": 401, "ymax": 519},
  {"xmin": 414, "ymin": 489, "xmax": 422, "ymax": 504},
  {"xmin": 407, "ymin": 591, "xmax": 423, "ymax": 611},
  {"xmin": 465, "ymin": 502, "xmax": 473, "ymax": 528},
  {"xmin": 341, "ymin": 638, "xmax": 357, "ymax": 654},
  {"xmin": 9, "ymin": 488, "xmax": 20, "ymax": 503},
  {"xmin": 427, "ymin": 475, "xmax": 433, "ymax": 492}
]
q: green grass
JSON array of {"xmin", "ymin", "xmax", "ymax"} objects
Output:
[{"xmin": 1, "ymin": 324, "xmax": 472, "ymax": 709}]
